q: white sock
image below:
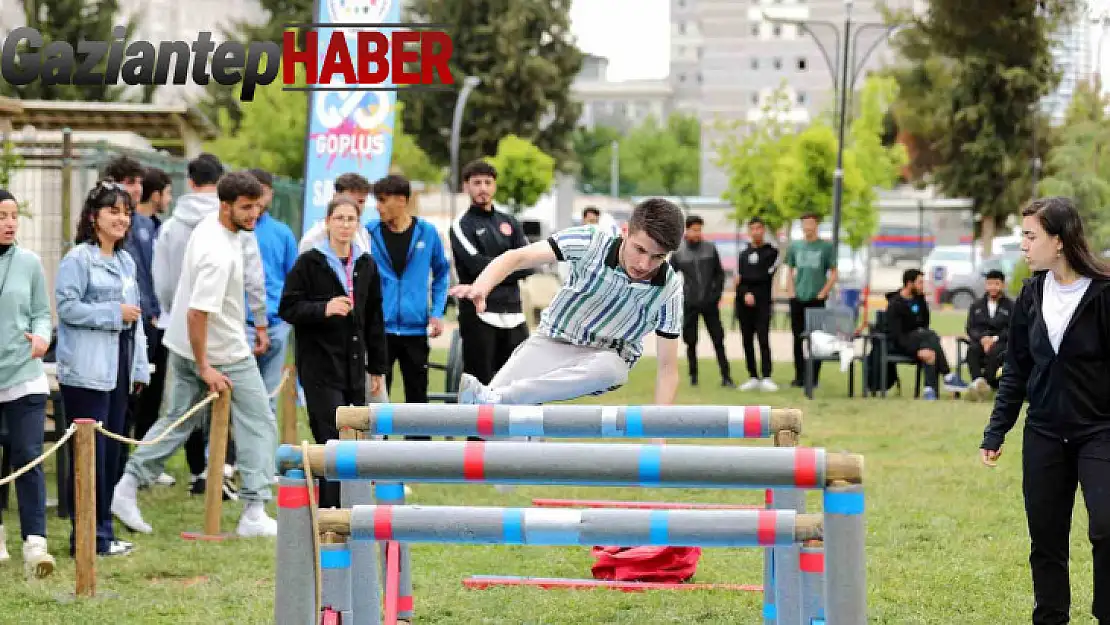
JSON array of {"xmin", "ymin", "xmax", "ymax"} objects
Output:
[
  {"xmin": 243, "ymin": 501, "xmax": 263, "ymax": 519},
  {"xmin": 117, "ymin": 473, "xmax": 139, "ymax": 498}
]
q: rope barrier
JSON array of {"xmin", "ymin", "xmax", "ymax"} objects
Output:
[
  {"xmin": 302, "ymin": 439, "xmax": 323, "ymax": 621},
  {"xmin": 95, "ymin": 392, "xmax": 219, "ymax": 446},
  {"xmin": 0, "ymin": 424, "xmax": 78, "ymax": 488}
]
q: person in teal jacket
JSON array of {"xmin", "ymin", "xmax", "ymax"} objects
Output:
[
  {"xmin": 365, "ymin": 175, "xmax": 450, "ymax": 414},
  {"xmin": 0, "ymin": 189, "xmax": 56, "ymax": 579}
]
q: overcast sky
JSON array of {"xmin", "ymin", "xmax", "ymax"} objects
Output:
[{"xmin": 570, "ymin": 0, "xmax": 670, "ymax": 81}]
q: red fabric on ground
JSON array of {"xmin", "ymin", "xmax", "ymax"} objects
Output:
[{"xmin": 589, "ymin": 546, "xmax": 702, "ymax": 583}]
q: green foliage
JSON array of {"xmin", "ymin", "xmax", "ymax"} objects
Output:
[
  {"xmin": 0, "ymin": 0, "xmax": 144, "ymax": 101},
  {"xmin": 486, "ymin": 135, "xmax": 555, "ymax": 212},
  {"xmin": 1038, "ymin": 78, "xmax": 1110, "ymax": 249},
  {"xmin": 570, "ymin": 125, "xmax": 625, "ymax": 195},
  {"xmin": 618, "ymin": 114, "xmax": 700, "ymax": 199},
  {"xmin": 886, "ymin": 0, "xmax": 1078, "ymax": 238},
  {"xmin": 391, "ymin": 105, "xmax": 444, "ymax": 183},
  {"xmin": 401, "ymin": 0, "xmax": 583, "ymax": 173},
  {"xmin": 0, "ymin": 139, "xmax": 31, "ymax": 218},
  {"xmin": 712, "ymin": 87, "xmax": 797, "ymax": 232},
  {"xmin": 203, "ymin": 75, "xmax": 309, "ymax": 179}
]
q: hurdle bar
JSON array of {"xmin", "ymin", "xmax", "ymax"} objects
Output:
[
  {"xmin": 531, "ymin": 498, "xmax": 760, "ymax": 510},
  {"xmin": 334, "ymin": 404, "xmax": 802, "ymax": 439},
  {"xmin": 276, "ymin": 440, "xmax": 862, "ymax": 489},
  {"xmin": 462, "ymin": 575, "xmax": 762, "ymax": 593}
]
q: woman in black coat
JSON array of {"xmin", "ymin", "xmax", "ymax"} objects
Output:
[
  {"xmin": 279, "ymin": 194, "xmax": 388, "ymax": 508},
  {"xmin": 981, "ymin": 196, "xmax": 1110, "ymax": 625}
]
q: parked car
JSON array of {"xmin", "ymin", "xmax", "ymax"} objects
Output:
[
  {"xmin": 933, "ymin": 254, "xmax": 1020, "ymax": 309},
  {"xmin": 872, "ymin": 225, "xmax": 936, "ymax": 266}
]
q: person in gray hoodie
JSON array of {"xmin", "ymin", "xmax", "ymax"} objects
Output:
[{"xmin": 151, "ymin": 154, "xmax": 268, "ymax": 496}]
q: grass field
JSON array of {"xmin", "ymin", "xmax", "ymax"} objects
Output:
[{"xmin": 0, "ymin": 353, "xmax": 1098, "ymax": 624}]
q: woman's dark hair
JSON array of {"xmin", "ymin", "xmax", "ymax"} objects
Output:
[
  {"xmin": 76, "ymin": 179, "xmax": 133, "ymax": 251},
  {"xmin": 326, "ymin": 193, "xmax": 361, "ymax": 218},
  {"xmin": 1021, "ymin": 196, "xmax": 1110, "ymax": 280}
]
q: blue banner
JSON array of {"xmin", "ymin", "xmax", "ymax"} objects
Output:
[{"xmin": 299, "ymin": 0, "xmax": 400, "ymax": 234}]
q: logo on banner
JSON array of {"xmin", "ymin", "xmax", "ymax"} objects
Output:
[
  {"xmin": 499, "ymin": 222, "xmax": 513, "ymax": 237},
  {"xmin": 310, "ymin": 89, "xmax": 391, "ymax": 166},
  {"xmin": 327, "ymin": 0, "xmax": 392, "ymax": 24}
]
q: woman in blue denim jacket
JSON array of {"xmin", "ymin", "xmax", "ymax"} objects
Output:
[{"xmin": 55, "ymin": 180, "xmax": 150, "ymax": 558}]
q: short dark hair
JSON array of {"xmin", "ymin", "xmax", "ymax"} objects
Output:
[
  {"xmin": 335, "ymin": 172, "xmax": 371, "ymax": 194},
  {"xmin": 462, "ymin": 160, "xmax": 497, "ymax": 182},
  {"xmin": 216, "ymin": 171, "xmax": 263, "ymax": 204},
  {"xmin": 76, "ymin": 179, "xmax": 133, "ymax": 252},
  {"xmin": 248, "ymin": 168, "xmax": 273, "ymax": 188},
  {"xmin": 985, "ymin": 269, "xmax": 1006, "ymax": 281},
  {"xmin": 187, "ymin": 153, "xmax": 224, "ymax": 186},
  {"xmin": 582, "ymin": 206, "xmax": 600, "ymax": 219},
  {"xmin": 102, "ymin": 155, "xmax": 144, "ymax": 183},
  {"xmin": 629, "ymin": 198, "xmax": 684, "ymax": 251},
  {"xmin": 748, "ymin": 216, "xmax": 765, "ymax": 226},
  {"xmin": 374, "ymin": 174, "xmax": 411, "ymax": 199},
  {"xmin": 903, "ymin": 268, "xmax": 923, "ymax": 286},
  {"xmin": 685, "ymin": 215, "xmax": 704, "ymax": 229},
  {"xmin": 800, "ymin": 212, "xmax": 821, "ymax": 222},
  {"xmin": 140, "ymin": 167, "xmax": 171, "ymax": 203}
]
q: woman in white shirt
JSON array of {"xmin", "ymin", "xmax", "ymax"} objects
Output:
[{"xmin": 980, "ymin": 196, "xmax": 1110, "ymax": 625}]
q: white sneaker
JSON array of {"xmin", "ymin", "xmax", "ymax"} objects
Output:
[
  {"xmin": 457, "ymin": 373, "xmax": 501, "ymax": 405},
  {"xmin": 153, "ymin": 472, "xmax": 176, "ymax": 487},
  {"xmin": 0, "ymin": 526, "xmax": 9, "ymax": 563},
  {"xmin": 403, "ymin": 485, "xmax": 413, "ymax": 497},
  {"xmin": 739, "ymin": 378, "xmax": 761, "ymax": 392},
  {"xmin": 111, "ymin": 476, "xmax": 153, "ymax": 534},
  {"xmin": 22, "ymin": 535, "xmax": 54, "ymax": 579},
  {"xmin": 237, "ymin": 504, "xmax": 277, "ymax": 538},
  {"xmin": 759, "ymin": 379, "xmax": 779, "ymax": 392}
]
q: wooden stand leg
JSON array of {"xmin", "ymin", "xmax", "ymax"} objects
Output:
[
  {"xmin": 181, "ymin": 390, "xmax": 232, "ymax": 541},
  {"xmin": 73, "ymin": 419, "xmax": 97, "ymax": 598}
]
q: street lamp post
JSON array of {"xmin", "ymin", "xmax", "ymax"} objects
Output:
[
  {"xmin": 761, "ymin": 0, "xmax": 901, "ymax": 252},
  {"xmin": 450, "ymin": 76, "xmax": 481, "ymax": 222}
]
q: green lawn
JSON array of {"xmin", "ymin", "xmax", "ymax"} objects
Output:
[{"xmin": 0, "ymin": 354, "xmax": 1097, "ymax": 624}]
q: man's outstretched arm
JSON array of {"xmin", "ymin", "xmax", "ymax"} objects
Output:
[
  {"xmin": 449, "ymin": 240, "xmax": 557, "ymax": 311},
  {"xmin": 654, "ymin": 335, "xmax": 680, "ymax": 405}
]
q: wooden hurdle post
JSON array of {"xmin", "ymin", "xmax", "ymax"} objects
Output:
[
  {"xmin": 280, "ymin": 365, "xmax": 299, "ymax": 445},
  {"xmin": 73, "ymin": 419, "xmax": 97, "ymax": 597},
  {"xmin": 181, "ymin": 389, "xmax": 232, "ymax": 541}
]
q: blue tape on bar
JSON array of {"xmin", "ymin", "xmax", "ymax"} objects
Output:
[
  {"xmin": 334, "ymin": 441, "xmax": 359, "ymax": 479},
  {"xmin": 320, "ymin": 548, "xmax": 351, "ymax": 569},
  {"xmin": 285, "ymin": 469, "xmax": 304, "ymax": 480},
  {"xmin": 502, "ymin": 508, "xmax": 524, "ymax": 544},
  {"xmin": 648, "ymin": 510, "xmax": 669, "ymax": 545},
  {"xmin": 375, "ymin": 404, "xmax": 393, "ymax": 435},
  {"xmin": 824, "ymin": 491, "xmax": 865, "ymax": 515},
  {"xmin": 638, "ymin": 446, "xmax": 661, "ymax": 485},
  {"xmin": 375, "ymin": 482, "xmax": 405, "ymax": 502},
  {"xmin": 625, "ymin": 406, "xmax": 643, "ymax": 437},
  {"xmin": 762, "ymin": 603, "xmax": 777, "ymax": 619},
  {"xmin": 508, "ymin": 417, "xmax": 544, "ymax": 438}
]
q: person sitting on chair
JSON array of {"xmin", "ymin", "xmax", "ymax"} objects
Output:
[
  {"xmin": 964, "ymin": 269, "xmax": 1013, "ymax": 400},
  {"xmin": 886, "ymin": 269, "xmax": 967, "ymax": 399}
]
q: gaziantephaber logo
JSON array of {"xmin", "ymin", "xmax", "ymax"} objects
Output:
[{"xmin": 0, "ymin": 22, "xmax": 454, "ymax": 101}]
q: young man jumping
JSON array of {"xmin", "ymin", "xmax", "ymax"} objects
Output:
[{"xmin": 449, "ymin": 198, "xmax": 686, "ymax": 406}]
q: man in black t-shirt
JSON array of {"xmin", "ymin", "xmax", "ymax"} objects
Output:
[
  {"xmin": 366, "ymin": 175, "xmax": 451, "ymax": 417},
  {"xmin": 735, "ymin": 217, "xmax": 780, "ymax": 391}
]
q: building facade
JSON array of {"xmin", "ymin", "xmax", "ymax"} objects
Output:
[{"xmin": 572, "ymin": 54, "xmax": 674, "ymax": 132}]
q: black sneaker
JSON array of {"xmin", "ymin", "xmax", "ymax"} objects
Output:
[
  {"xmin": 721, "ymin": 379, "xmax": 737, "ymax": 389},
  {"xmin": 189, "ymin": 476, "xmax": 238, "ymax": 501}
]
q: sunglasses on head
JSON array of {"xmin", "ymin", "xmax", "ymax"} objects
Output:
[{"xmin": 87, "ymin": 180, "xmax": 131, "ymax": 205}]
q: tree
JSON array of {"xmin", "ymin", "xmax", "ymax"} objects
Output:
[
  {"xmin": 401, "ymin": 0, "xmax": 583, "ymax": 175},
  {"xmin": 204, "ymin": 75, "xmax": 309, "ymax": 179},
  {"xmin": 712, "ymin": 87, "xmax": 798, "ymax": 232},
  {"xmin": 570, "ymin": 125, "xmax": 624, "ymax": 195},
  {"xmin": 618, "ymin": 113, "xmax": 700, "ymax": 201},
  {"xmin": 390, "ymin": 102, "xmax": 444, "ymax": 183},
  {"xmin": 486, "ymin": 135, "xmax": 555, "ymax": 212},
  {"xmin": 1038, "ymin": 77, "xmax": 1110, "ymax": 248},
  {"xmin": 886, "ymin": 0, "xmax": 1079, "ymax": 254},
  {"xmin": 1, "ymin": 0, "xmax": 143, "ymax": 102}
]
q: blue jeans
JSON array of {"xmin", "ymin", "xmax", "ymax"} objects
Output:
[
  {"xmin": 0, "ymin": 393, "xmax": 48, "ymax": 539},
  {"xmin": 246, "ymin": 322, "xmax": 290, "ymax": 417}
]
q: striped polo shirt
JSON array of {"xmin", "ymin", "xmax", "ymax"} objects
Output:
[{"xmin": 538, "ymin": 225, "xmax": 684, "ymax": 366}]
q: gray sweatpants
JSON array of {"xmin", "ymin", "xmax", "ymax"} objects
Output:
[
  {"xmin": 488, "ymin": 335, "xmax": 630, "ymax": 405},
  {"xmin": 125, "ymin": 352, "xmax": 277, "ymax": 502}
]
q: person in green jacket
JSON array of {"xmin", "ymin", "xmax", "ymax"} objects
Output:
[{"xmin": 0, "ymin": 189, "xmax": 56, "ymax": 579}]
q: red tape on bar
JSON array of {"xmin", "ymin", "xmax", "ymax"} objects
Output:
[
  {"xmin": 476, "ymin": 404, "xmax": 495, "ymax": 437},
  {"xmin": 276, "ymin": 484, "xmax": 315, "ymax": 508},
  {"xmin": 793, "ymin": 447, "xmax": 818, "ymax": 488},
  {"xmin": 799, "ymin": 550, "xmax": 825, "ymax": 573},
  {"xmin": 764, "ymin": 489, "xmax": 774, "ymax": 507},
  {"xmin": 398, "ymin": 595, "xmax": 413, "ymax": 612},
  {"xmin": 757, "ymin": 510, "xmax": 777, "ymax": 545},
  {"xmin": 743, "ymin": 405, "xmax": 763, "ymax": 437},
  {"xmin": 384, "ymin": 541, "xmax": 400, "ymax": 624},
  {"xmin": 463, "ymin": 441, "xmax": 486, "ymax": 480},
  {"xmin": 373, "ymin": 505, "xmax": 394, "ymax": 541}
]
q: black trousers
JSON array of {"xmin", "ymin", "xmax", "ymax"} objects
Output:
[
  {"xmin": 458, "ymin": 305, "xmax": 529, "ymax": 385},
  {"xmin": 1022, "ymin": 427, "xmax": 1110, "ymax": 624},
  {"xmin": 303, "ymin": 382, "xmax": 361, "ymax": 509},
  {"xmin": 737, "ymin": 294, "xmax": 773, "ymax": 379},
  {"xmin": 790, "ymin": 298, "xmax": 826, "ymax": 384},
  {"xmin": 904, "ymin": 328, "xmax": 950, "ymax": 390},
  {"xmin": 120, "ymin": 320, "xmax": 165, "ymax": 480},
  {"xmin": 967, "ymin": 339, "xmax": 1006, "ymax": 388},
  {"xmin": 682, "ymin": 303, "xmax": 731, "ymax": 383},
  {"xmin": 385, "ymin": 334, "xmax": 431, "ymax": 441}
]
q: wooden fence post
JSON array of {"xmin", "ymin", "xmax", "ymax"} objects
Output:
[{"xmin": 73, "ymin": 419, "xmax": 96, "ymax": 597}]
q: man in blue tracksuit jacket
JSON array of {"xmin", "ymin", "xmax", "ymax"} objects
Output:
[{"xmin": 366, "ymin": 175, "xmax": 450, "ymax": 425}]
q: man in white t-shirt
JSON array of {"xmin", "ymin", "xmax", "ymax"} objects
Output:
[{"xmin": 111, "ymin": 171, "xmax": 279, "ymax": 538}]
